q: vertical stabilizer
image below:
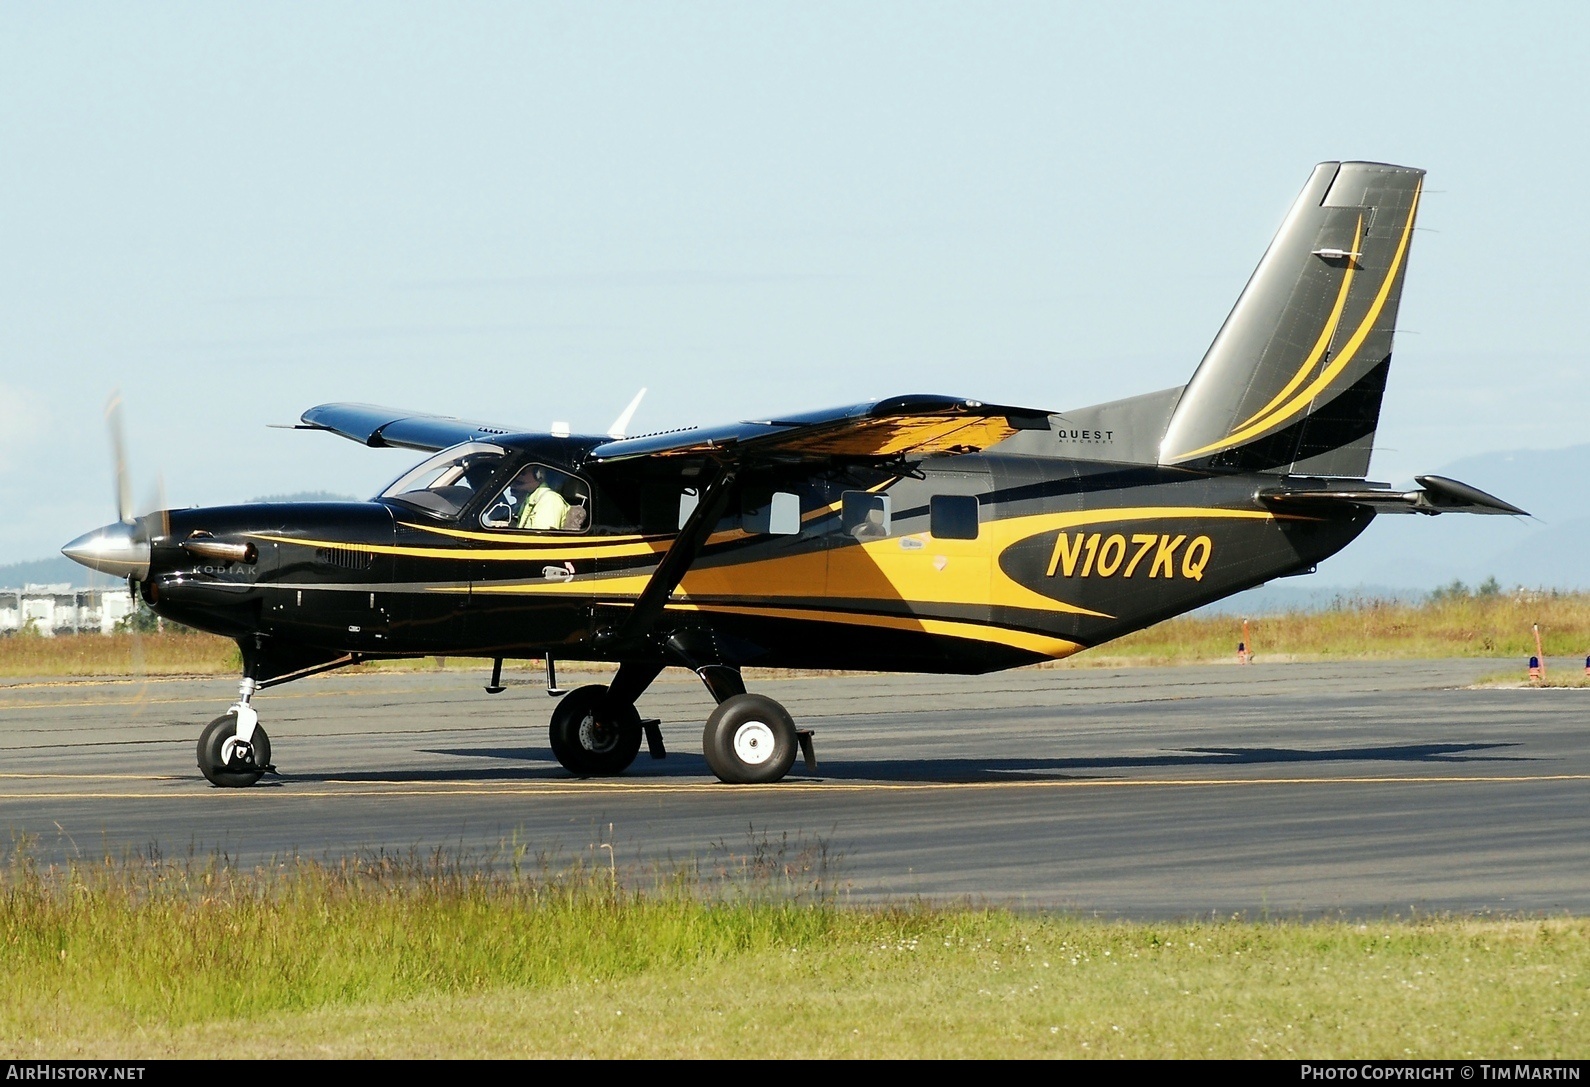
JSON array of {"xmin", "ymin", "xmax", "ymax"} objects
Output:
[{"xmin": 1158, "ymin": 161, "xmax": 1424, "ymax": 477}]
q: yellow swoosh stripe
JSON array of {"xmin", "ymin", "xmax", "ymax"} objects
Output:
[
  {"xmin": 1173, "ymin": 181, "xmax": 1421, "ymax": 461},
  {"xmin": 249, "ymin": 533, "xmax": 664, "ymax": 561},
  {"xmin": 249, "ymin": 528, "xmax": 764, "ymax": 562},
  {"xmin": 470, "ymin": 506, "xmax": 1289, "ymax": 625},
  {"xmin": 1235, "ymin": 214, "xmax": 1362, "ymax": 431},
  {"xmin": 395, "ymin": 521, "xmax": 659, "ymax": 546},
  {"xmin": 664, "ymin": 602, "xmax": 1084, "ymax": 659}
]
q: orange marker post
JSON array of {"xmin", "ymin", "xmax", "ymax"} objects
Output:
[
  {"xmin": 1237, "ymin": 618, "xmax": 1251, "ymax": 665},
  {"xmin": 1534, "ymin": 623, "xmax": 1545, "ymax": 681}
]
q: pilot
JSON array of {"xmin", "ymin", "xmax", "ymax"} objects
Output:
[{"xmin": 517, "ymin": 466, "xmax": 571, "ymax": 530}]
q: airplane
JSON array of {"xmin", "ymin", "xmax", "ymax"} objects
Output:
[{"xmin": 62, "ymin": 160, "xmax": 1525, "ymax": 788}]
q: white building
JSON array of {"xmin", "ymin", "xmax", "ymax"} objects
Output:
[{"xmin": 0, "ymin": 584, "xmax": 138, "ymax": 636}]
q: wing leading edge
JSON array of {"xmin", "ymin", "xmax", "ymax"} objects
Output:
[
  {"xmin": 296, "ymin": 395, "xmax": 1051, "ymax": 463},
  {"xmin": 588, "ymin": 395, "xmax": 1051, "ymax": 464},
  {"xmin": 296, "ymin": 403, "xmax": 520, "ymax": 452}
]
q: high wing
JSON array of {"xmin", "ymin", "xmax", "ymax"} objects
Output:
[
  {"xmin": 1259, "ymin": 475, "xmax": 1527, "ymax": 516},
  {"xmin": 295, "ymin": 403, "xmax": 521, "ymax": 451},
  {"xmin": 588, "ymin": 395, "xmax": 1052, "ymax": 464},
  {"xmin": 296, "ymin": 395, "xmax": 1055, "ymax": 464}
]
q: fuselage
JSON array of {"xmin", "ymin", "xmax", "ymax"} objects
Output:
[{"xmin": 136, "ymin": 441, "xmax": 1371, "ymax": 677}]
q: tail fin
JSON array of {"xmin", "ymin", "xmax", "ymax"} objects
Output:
[{"xmin": 1158, "ymin": 161, "xmax": 1424, "ymax": 477}]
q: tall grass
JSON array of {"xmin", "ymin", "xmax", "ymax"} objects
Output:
[
  {"xmin": 0, "ymin": 630, "xmax": 239, "ymax": 676},
  {"xmin": 0, "ymin": 840, "xmax": 840, "ymax": 1030},
  {"xmin": 1, "ymin": 848, "xmax": 1585, "ymax": 1057},
  {"xmin": 1088, "ymin": 589, "xmax": 1590, "ymax": 665}
]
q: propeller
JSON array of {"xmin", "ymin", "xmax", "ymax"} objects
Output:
[
  {"xmin": 606, "ymin": 387, "xmax": 647, "ymax": 439},
  {"xmin": 107, "ymin": 392, "xmax": 134, "ymax": 525},
  {"xmin": 110, "ymin": 394, "xmax": 174, "ymax": 545},
  {"xmin": 61, "ymin": 392, "xmax": 168, "ymax": 581},
  {"xmin": 76, "ymin": 394, "xmax": 169, "ymax": 723}
]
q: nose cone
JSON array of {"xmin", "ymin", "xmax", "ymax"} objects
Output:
[{"xmin": 62, "ymin": 522, "xmax": 151, "ymax": 580}]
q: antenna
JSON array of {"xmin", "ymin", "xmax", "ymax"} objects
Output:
[{"xmin": 606, "ymin": 388, "xmax": 647, "ymax": 439}]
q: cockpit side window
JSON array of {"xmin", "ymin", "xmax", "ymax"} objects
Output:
[
  {"xmin": 480, "ymin": 463, "xmax": 593, "ymax": 534},
  {"xmin": 377, "ymin": 443, "xmax": 507, "ymax": 519}
]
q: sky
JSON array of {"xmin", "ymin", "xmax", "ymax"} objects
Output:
[{"xmin": 3, "ymin": 2, "xmax": 1588, "ymax": 566}]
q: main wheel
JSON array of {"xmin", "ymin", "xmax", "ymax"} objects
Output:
[
  {"xmin": 196, "ymin": 711, "xmax": 272, "ymax": 788},
  {"xmin": 549, "ymin": 684, "xmax": 643, "ymax": 777},
  {"xmin": 703, "ymin": 693, "xmax": 798, "ymax": 784}
]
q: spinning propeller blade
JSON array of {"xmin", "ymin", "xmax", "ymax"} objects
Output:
[
  {"xmin": 106, "ymin": 393, "xmax": 134, "ymax": 525},
  {"xmin": 606, "ymin": 388, "xmax": 647, "ymax": 439},
  {"xmin": 141, "ymin": 473, "xmax": 170, "ymax": 545},
  {"xmin": 65, "ymin": 393, "xmax": 169, "ymax": 582}
]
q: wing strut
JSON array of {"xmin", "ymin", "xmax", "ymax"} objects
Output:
[{"xmin": 594, "ymin": 462, "xmax": 741, "ymax": 649}]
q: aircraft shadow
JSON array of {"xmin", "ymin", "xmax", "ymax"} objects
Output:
[
  {"xmin": 283, "ymin": 746, "xmax": 714, "ymax": 784},
  {"xmin": 277, "ymin": 740, "xmax": 1529, "ymax": 786},
  {"xmin": 809, "ymin": 741, "xmax": 1533, "ymax": 783}
]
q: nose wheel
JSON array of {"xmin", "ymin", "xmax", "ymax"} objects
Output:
[{"xmin": 197, "ymin": 710, "xmax": 273, "ymax": 788}]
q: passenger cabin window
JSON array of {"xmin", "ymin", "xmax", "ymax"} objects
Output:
[
  {"xmin": 480, "ymin": 463, "xmax": 593, "ymax": 533},
  {"xmin": 677, "ymin": 489, "xmax": 800, "ymax": 535},
  {"xmin": 378, "ymin": 443, "xmax": 506, "ymax": 519},
  {"xmin": 841, "ymin": 492, "xmax": 891, "ymax": 538},
  {"xmin": 930, "ymin": 495, "xmax": 980, "ymax": 540},
  {"xmin": 742, "ymin": 491, "xmax": 801, "ymax": 536}
]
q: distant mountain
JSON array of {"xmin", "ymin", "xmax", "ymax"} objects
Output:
[
  {"xmin": 246, "ymin": 491, "xmax": 360, "ymax": 503},
  {"xmin": 1195, "ymin": 583, "xmax": 1423, "ymax": 616},
  {"xmin": 0, "ymin": 556, "xmax": 114, "ymax": 589}
]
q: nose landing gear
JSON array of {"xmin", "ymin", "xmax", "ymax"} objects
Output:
[{"xmin": 197, "ymin": 675, "xmax": 274, "ymax": 787}]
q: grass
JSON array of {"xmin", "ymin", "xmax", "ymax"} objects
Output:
[
  {"xmin": 1068, "ymin": 590, "xmax": 1590, "ymax": 667},
  {"xmin": 1474, "ymin": 672, "xmax": 1590, "ymax": 689},
  {"xmin": 0, "ymin": 848, "xmax": 1585, "ymax": 1058},
  {"xmin": 0, "ymin": 630, "xmax": 239, "ymax": 677},
  {"xmin": 5, "ymin": 591, "xmax": 1590, "ymax": 678}
]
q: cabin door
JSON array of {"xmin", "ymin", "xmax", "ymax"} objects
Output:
[{"xmin": 827, "ymin": 469, "xmax": 993, "ymax": 627}]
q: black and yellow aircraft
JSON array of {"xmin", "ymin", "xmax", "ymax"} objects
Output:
[{"xmin": 64, "ymin": 161, "xmax": 1523, "ymax": 787}]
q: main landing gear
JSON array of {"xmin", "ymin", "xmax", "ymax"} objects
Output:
[{"xmin": 545, "ymin": 660, "xmax": 816, "ymax": 784}]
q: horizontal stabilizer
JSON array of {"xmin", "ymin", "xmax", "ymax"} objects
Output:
[{"xmin": 1259, "ymin": 474, "xmax": 1527, "ymax": 516}]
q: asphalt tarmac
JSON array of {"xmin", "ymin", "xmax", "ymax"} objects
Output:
[{"xmin": 1, "ymin": 659, "xmax": 1585, "ymax": 918}]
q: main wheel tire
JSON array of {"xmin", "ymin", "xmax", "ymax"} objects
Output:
[
  {"xmin": 703, "ymin": 693, "xmax": 798, "ymax": 784},
  {"xmin": 196, "ymin": 711, "xmax": 272, "ymax": 788},
  {"xmin": 549, "ymin": 684, "xmax": 643, "ymax": 777}
]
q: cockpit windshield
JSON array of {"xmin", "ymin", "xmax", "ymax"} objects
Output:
[{"xmin": 376, "ymin": 442, "xmax": 507, "ymax": 518}]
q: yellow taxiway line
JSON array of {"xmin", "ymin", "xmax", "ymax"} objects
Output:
[{"xmin": 0, "ymin": 772, "xmax": 1583, "ymax": 801}]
